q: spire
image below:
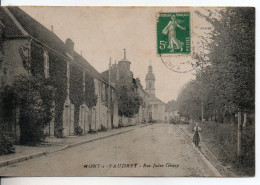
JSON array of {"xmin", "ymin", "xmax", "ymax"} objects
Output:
[
  {"xmin": 124, "ymin": 48, "xmax": 126, "ymax": 59},
  {"xmin": 148, "ymin": 65, "xmax": 153, "ymax": 72}
]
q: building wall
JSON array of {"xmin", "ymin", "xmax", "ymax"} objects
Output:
[
  {"xmin": 112, "ymin": 90, "xmax": 119, "ymax": 128},
  {"xmin": 158, "ymin": 104, "xmax": 166, "ymax": 122},
  {"xmin": 0, "ymin": 39, "xmax": 29, "ymax": 86},
  {"xmin": 93, "ymin": 78, "xmax": 112, "ymax": 131},
  {"xmin": 136, "ymin": 86, "xmax": 150, "ymax": 124},
  {"xmin": 93, "ymin": 78, "xmax": 101, "ymax": 131},
  {"xmin": 1, "ymin": 38, "xmax": 117, "ymax": 138},
  {"xmin": 0, "ymin": 38, "xmax": 29, "ymax": 142},
  {"xmin": 150, "ymin": 102, "xmax": 166, "ymax": 122},
  {"xmin": 78, "ymin": 104, "xmax": 91, "ymax": 134}
]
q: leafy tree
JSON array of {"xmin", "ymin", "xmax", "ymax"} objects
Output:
[
  {"xmin": 116, "ymin": 80, "xmax": 143, "ymax": 118},
  {"xmin": 1, "ymin": 75, "xmax": 55, "ymax": 145},
  {"xmin": 195, "ymin": 8, "xmax": 255, "ymax": 112},
  {"xmin": 177, "ymin": 8, "xmax": 255, "ymax": 123},
  {"xmin": 176, "ymin": 81, "xmax": 201, "ymax": 119}
]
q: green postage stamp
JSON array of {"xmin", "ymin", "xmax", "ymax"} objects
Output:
[{"xmin": 157, "ymin": 12, "xmax": 190, "ymax": 54}]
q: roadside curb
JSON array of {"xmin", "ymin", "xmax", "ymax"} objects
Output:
[
  {"xmin": 0, "ymin": 127, "xmax": 137, "ymax": 168},
  {"xmin": 0, "ymin": 151, "xmax": 47, "ymax": 168},
  {"xmin": 179, "ymin": 126, "xmax": 236, "ymax": 177},
  {"xmin": 179, "ymin": 127, "xmax": 222, "ymax": 177}
]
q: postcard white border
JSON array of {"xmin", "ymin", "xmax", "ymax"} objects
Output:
[{"xmin": 1, "ymin": 1, "xmax": 259, "ymax": 185}]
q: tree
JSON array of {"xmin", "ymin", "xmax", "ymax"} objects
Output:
[
  {"xmin": 195, "ymin": 8, "xmax": 255, "ymax": 113},
  {"xmin": 176, "ymin": 81, "xmax": 201, "ymax": 119},
  {"xmin": 194, "ymin": 8, "xmax": 255, "ymax": 158},
  {"xmin": 116, "ymin": 80, "xmax": 143, "ymax": 118},
  {"xmin": 1, "ymin": 75, "xmax": 55, "ymax": 145}
]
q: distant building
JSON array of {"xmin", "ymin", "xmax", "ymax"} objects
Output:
[
  {"xmin": 102, "ymin": 49, "xmax": 133, "ymax": 86},
  {"xmin": 165, "ymin": 100, "xmax": 179, "ymax": 122},
  {"xmin": 145, "ymin": 65, "xmax": 166, "ymax": 122},
  {"xmin": 101, "ymin": 49, "xmax": 150, "ymax": 125},
  {"xmin": 165, "ymin": 110, "xmax": 179, "ymax": 122}
]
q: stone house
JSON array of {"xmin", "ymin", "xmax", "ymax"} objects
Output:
[{"xmin": 0, "ymin": 7, "xmax": 118, "ymax": 141}]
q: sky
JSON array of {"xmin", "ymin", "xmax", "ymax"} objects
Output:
[{"xmin": 21, "ymin": 7, "xmax": 210, "ymax": 103}]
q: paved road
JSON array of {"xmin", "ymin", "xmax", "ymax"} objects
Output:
[{"xmin": 0, "ymin": 123, "xmax": 220, "ymax": 176}]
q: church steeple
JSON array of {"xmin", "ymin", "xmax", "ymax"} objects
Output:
[{"xmin": 145, "ymin": 64, "xmax": 155, "ymax": 97}]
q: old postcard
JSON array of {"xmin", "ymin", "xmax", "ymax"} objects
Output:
[{"xmin": 0, "ymin": 6, "xmax": 255, "ymax": 177}]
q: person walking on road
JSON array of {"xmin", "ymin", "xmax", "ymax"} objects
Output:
[{"xmin": 193, "ymin": 122, "xmax": 201, "ymax": 147}]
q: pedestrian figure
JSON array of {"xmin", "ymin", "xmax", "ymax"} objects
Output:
[{"xmin": 193, "ymin": 122, "xmax": 201, "ymax": 147}]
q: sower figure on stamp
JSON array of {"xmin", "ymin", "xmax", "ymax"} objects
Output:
[
  {"xmin": 162, "ymin": 15, "xmax": 186, "ymax": 52},
  {"xmin": 193, "ymin": 122, "xmax": 201, "ymax": 147}
]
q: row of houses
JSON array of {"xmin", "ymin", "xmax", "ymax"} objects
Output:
[{"xmin": 0, "ymin": 7, "xmax": 153, "ymax": 142}]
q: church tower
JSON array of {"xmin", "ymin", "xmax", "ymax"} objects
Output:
[{"xmin": 145, "ymin": 65, "xmax": 155, "ymax": 97}]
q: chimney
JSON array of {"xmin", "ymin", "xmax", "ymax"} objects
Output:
[
  {"xmin": 51, "ymin": 25, "xmax": 54, "ymax": 32},
  {"xmin": 65, "ymin": 38, "xmax": 74, "ymax": 59}
]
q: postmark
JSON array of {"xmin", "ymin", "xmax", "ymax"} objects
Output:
[{"xmin": 157, "ymin": 12, "xmax": 190, "ymax": 55}]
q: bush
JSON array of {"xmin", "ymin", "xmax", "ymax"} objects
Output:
[
  {"xmin": 241, "ymin": 125, "xmax": 255, "ymax": 170},
  {"xmin": 75, "ymin": 126, "xmax": 83, "ymax": 136},
  {"xmin": 149, "ymin": 119, "xmax": 157, "ymax": 123},
  {"xmin": 100, "ymin": 124, "xmax": 107, "ymax": 132},
  {"xmin": 0, "ymin": 134, "xmax": 15, "ymax": 155},
  {"xmin": 170, "ymin": 118, "xmax": 178, "ymax": 124}
]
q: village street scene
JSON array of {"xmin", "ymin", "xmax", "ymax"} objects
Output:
[{"xmin": 0, "ymin": 7, "xmax": 255, "ymax": 177}]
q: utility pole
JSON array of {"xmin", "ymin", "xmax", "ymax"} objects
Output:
[
  {"xmin": 243, "ymin": 109, "xmax": 247, "ymax": 128},
  {"xmin": 108, "ymin": 57, "xmax": 112, "ymax": 128},
  {"xmin": 200, "ymin": 40, "xmax": 205, "ymax": 124},
  {"xmin": 201, "ymin": 58, "xmax": 204, "ymax": 124},
  {"xmin": 237, "ymin": 108, "xmax": 242, "ymax": 157}
]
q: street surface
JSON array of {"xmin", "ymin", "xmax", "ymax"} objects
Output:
[{"xmin": 0, "ymin": 123, "xmax": 220, "ymax": 176}]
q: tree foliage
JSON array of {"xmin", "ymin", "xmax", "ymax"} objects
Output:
[
  {"xmin": 116, "ymin": 80, "xmax": 143, "ymax": 118},
  {"xmin": 84, "ymin": 73, "xmax": 97, "ymax": 109},
  {"xmin": 177, "ymin": 8, "xmax": 255, "ymax": 122},
  {"xmin": 1, "ymin": 75, "xmax": 55, "ymax": 145}
]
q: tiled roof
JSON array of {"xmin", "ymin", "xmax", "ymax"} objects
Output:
[
  {"xmin": 150, "ymin": 96, "xmax": 165, "ymax": 105},
  {"xmin": 7, "ymin": 7, "xmax": 67, "ymax": 55},
  {"xmin": 74, "ymin": 53, "xmax": 102, "ymax": 80},
  {"xmin": 1, "ymin": 7, "xmax": 104, "ymax": 81},
  {"xmin": 0, "ymin": 7, "xmax": 23, "ymax": 36}
]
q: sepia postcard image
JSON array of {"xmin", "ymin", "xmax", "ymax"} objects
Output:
[{"xmin": 0, "ymin": 6, "xmax": 255, "ymax": 177}]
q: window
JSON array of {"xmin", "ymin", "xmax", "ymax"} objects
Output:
[{"xmin": 43, "ymin": 50, "xmax": 49, "ymax": 78}]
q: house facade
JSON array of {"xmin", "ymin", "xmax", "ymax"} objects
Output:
[{"xmin": 0, "ymin": 7, "xmax": 118, "ymax": 141}]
